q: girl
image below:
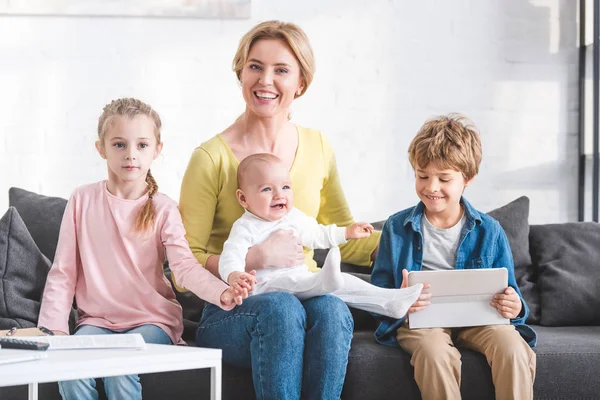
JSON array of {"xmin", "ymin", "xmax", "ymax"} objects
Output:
[{"xmin": 38, "ymin": 98, "xmax": 251, "ymax": 400}]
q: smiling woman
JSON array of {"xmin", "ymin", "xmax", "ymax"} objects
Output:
[{"xmin": 178, "ymin": 20, "xmax": 381, "ymax": 399}]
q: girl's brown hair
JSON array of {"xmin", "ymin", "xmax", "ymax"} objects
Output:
[
  {"xmin": 232, "ymin": 20, "xmax": 315, "ymax": 98},
  {"xmin": 408, "ymin": 113, "xmax": 482, "ymax": 181},
  {"xmin": 97, "ymin": 98, "xmax": 162, "ymax": 232}
]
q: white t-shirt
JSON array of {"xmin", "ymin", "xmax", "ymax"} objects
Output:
[{"xmin": 421, "ymin": 211, "xmax": 467, "ymax": 271}]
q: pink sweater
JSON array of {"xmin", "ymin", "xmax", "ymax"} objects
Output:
[{"xmin": 38, "ymin": 181, "xmax": 232, "ymax": 344}]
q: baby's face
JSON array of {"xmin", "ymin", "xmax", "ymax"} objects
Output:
[{"xmin": 239, "ymin": 161, "xmax": 294, "ymax": 221}]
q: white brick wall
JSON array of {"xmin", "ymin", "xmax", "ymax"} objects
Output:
[{"xmin": 0, "ymin": 0, "xmax": 578, "ymax": 224}]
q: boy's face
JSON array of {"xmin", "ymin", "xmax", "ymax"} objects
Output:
[
  {"xmin": 237, "ymin": 160, "xmax": 294, "ymax": 221},
  {"xmin": 415, "ymin": 162, "xmax": 474, "ymax": 222}
]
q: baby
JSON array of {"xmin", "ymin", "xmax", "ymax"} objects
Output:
[{"xmin": 218, "ymin": 153, "xmax": 423, "ymax": 318}]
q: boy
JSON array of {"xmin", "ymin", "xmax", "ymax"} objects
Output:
[
  {"xmin": 219, "ymin": 153, "xmax": 423, "ymax": 318},
  {"xmin": 371, "ymin": 114, "xmax": 537, "ymax": 400}
]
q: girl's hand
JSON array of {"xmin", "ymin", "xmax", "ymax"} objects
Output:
[
  {"xmin": 345, "ymin": 222, "xmax": 374, "ymax": 240},
  {"xmin": 227, "ymin": 270, "xmax": 257, "ymax": 295},
  {"xmin": 401, "ymin": 269, "xmax": 431, "ymax": 314},
  {"xmin": 220, "ymin": 286, "xmax": 248, "ymax": 307},
  {"xmin": 247, "ymin": 230, "xmax": 304, "ymax": 269},
  {"xmin": 52, "ymin": 330, "xmax": 68, "ymax": 336},
  {"xmin": 491, "ymin": 287, "xmax": 522, "ymax": 319}
]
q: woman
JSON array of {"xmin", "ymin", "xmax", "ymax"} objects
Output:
[{"xmin": 179, "ymin": 20, "xmax": 380, "ymax": 399}]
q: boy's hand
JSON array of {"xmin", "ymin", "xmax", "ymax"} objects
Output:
[
  {"xmin": 491, "ymin": 287, "xmax": 522, "ymax": 319},
  {"xmin": 220, "ymin": 286, "xmax": 247, "ymax": 307},
  {"xmin": 345, "ymin": 222, "xmax": 374, "ymax": 240},
  {"xmin": 227, "ymin": 270, "xmax": 257, "ymax": 295},
  {"xmin": 401, "ymin": 269, "xmax": 431, "ymax": 314}
]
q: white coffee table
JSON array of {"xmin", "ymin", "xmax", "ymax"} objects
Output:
[{"xmin": 0, "ymin": 344, "xmax": 222, "ymax": 400}]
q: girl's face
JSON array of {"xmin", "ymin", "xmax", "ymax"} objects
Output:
[
  {"xmin": 96, "ymin": 115, "xmax": 162, "ymax": 186},
  {"xmin": 239, "ymin": 39, "xmax": 304, "ymax": 120}
]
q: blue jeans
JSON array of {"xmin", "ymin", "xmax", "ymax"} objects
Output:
[
  {"xmin": 58, "ymin": 324, "xmax": 172, "ymax": 400},
  {"xmin": 197, "ymin": 292, "xmax": 354, "ymax": 400}
]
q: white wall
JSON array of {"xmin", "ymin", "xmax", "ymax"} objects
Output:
[{"xmin": 0, "ymin": 0, "xmax": 578, "ymax": 224}]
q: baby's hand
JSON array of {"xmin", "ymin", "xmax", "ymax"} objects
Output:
[
  {"xmin": 220, "ymin": 286, "xmax": 246, "ymax": 307},
  {"xmin": 491, "ymin": 287, "xmax": 522, "ymax": 319},
  {"xmin": 345, "ymin": 222, "xmax": 374, "ymax": 240},
  {"xmin": 227, "ymin": 270, "xmax": 257, "ymax": 296},
  {"xmin": 401, "ymin": 269, "xmax": 431, "ymax": 314}
]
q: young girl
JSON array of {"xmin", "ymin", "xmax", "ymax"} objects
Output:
[{"xmin": 38, "ymin": 98, "xmax": 251, "ymax": 400}]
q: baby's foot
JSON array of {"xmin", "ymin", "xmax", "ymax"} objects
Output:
[{"xmin": 384, "ymin": 283, "xmax": 424, "ymax": 319}]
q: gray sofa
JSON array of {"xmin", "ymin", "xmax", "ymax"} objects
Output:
[{"xmin": 1, "ymin": 188, "xmax": 599, "ymax": 399}]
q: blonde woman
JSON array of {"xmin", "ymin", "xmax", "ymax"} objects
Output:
[{"xmin": 179, "ymin": 21, "xmax": 380, "ymax": 399}]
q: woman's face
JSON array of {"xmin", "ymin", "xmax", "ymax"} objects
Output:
[{"xmin": 240, "ymin": 38, "xmax": 304, "ymax": 119}]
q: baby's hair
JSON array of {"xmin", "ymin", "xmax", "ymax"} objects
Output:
[
  {"xmin": 408, "ymin": 113, "xmax": 482, "ymax": 180},
  {"xmin": 97, "ymin": 98, "xmax": 162, "ymax": 233},
  {"xmin": 237, "ymin": 153, "xmax": 283, "ymax": 189}
]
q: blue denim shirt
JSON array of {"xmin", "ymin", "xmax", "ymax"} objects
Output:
[{"xmin": 371, "ymin": 197, "xmax": 537, "ymax": 348}]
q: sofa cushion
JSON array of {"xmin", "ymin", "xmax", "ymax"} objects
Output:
[
  {"xmin": 343, "ymin": 331, "xmax": 495, "ymax": 400},
  {"xmin": 9, "ymin": 187, "xmax": 68, "ymax": 263},
  {"xmin": 486, "ymin": 196, "xmax": 540, "ymax": 324},
  {"xmin": 0, "ymin": 207, "xmax": 52, "ymax": 329},
  {"xmin": 486, "ymin": 196, "xmax": 532, "ymax": 280},
  {"xmin": 530, "ymin": 223, "xmax": 600, "ymax": 326},
  {"xmin": 531, "ymin": 325, "xmax": 600, "ymax": 398}
]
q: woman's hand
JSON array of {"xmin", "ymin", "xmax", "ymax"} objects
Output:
[
  {"xmin": 491, "ymin": 287, "xmax": 522, "ymax": 319},
  {"xmin": 401, "ymin": 269, "xmax": 431, "ymax": 314},
  {"xmin": 246, "ymin": 230, "xmax": 305, "ymax": 270}
]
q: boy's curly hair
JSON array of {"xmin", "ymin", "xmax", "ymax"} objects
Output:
[{"xmin": 408, "ymin": 113, "xmax": 482, "ymax": 180}]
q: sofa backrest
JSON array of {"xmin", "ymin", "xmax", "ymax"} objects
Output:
[
  {"xmin": 529, "ymin": 223, "xmax": 600, "ymax": 326},
  {"xmin": 7, "ymin": 188, "xmax": 600, "ymax": 329}
]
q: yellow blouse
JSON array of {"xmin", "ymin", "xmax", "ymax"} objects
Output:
[{"xmin": 178, "ymin": 125, "xmax": 380, "ymax": 288}]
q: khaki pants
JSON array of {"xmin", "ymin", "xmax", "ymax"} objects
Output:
[{"xmin": 397, "ymin": 323, "xmax": 536, "ymax": 400}]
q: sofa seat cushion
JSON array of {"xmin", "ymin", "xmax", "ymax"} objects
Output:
[
  {"xmin": 343, "ymin": 331, "xmax": 495, "ymax": 400},
  {"xmin": 532, "ymin": 325, "xmax": 600, "ymax": 399}
]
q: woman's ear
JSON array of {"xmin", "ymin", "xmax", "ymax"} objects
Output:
[
  {"xmin": 295, "ymin": 79, "xmax": 305, "ymax": 97},
  {"xmin": 236, "ymin": 189, "xmax": 248, "ymax": 208},
  {"xmin": 95, "ymin": 141, "xmax": 106, "ymax": 159}
]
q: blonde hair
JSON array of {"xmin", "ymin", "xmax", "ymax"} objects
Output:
[
  {"xmin": 237, "ymin": 153, "xmax": 283, "ymax": 189},
  {"xmin": 232, "ymin": 20, "xmax": 315, "ymax": 98},
  {"xmin": 408, "ymin": 113, "xmax": 482, "ymax": 180},
  {"xmin": 97, "ymin": 98, "xmax": 162, "ymax": 232}
]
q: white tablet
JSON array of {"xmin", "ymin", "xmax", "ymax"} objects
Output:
[{"xmin": 407, "ymin": 268, "xmax": 510, "ymax": 329}]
